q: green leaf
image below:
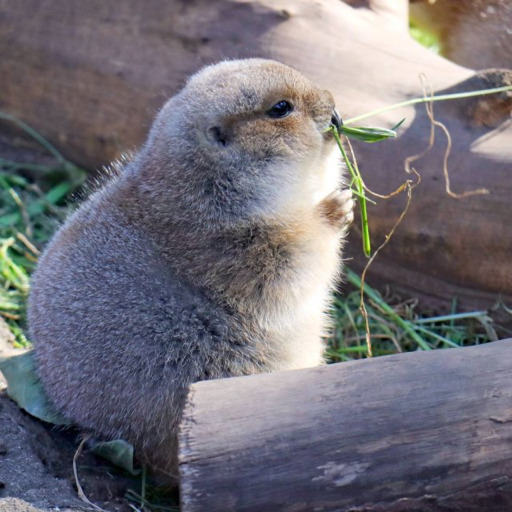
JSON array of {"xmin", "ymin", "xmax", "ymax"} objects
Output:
[
  {"xmin": 45, "ymin": 182, "xmax": 73, "ymax": 204},
  {"xmin": 91, "ymin": 439, "xmax": 141, "ymax": 475},
  {"xmin": 0, "ymin": 350, "xmax": 69, "ymax": 425},
  {"xmin": 340, "ymin": 125, "xmax": 398, "ymax": 143},
  {"xmin": 391, "ymin": 118, "xmax": 406, "ymax": 131}
]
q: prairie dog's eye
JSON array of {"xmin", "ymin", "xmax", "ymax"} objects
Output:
[{"xmin": 267, "ymin": 100, "xmax": 294, "ymax": 119}]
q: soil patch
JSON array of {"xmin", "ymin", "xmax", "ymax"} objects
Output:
[{"xmin": 0, "ymin": 391, "xmax": 138, "ymax": 511}]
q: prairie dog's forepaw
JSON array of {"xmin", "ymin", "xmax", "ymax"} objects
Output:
[{"xmin": 318, "ymin": 189, "xmax": 355, "ymax": 231}]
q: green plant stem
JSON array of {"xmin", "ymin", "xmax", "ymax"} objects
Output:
[
  {"xmin": 0, "ymin": 112, "xmax": 66, "ymax": 164},
  {"xmin": 331, "ymin": 127, "xmax": 371, "ymax": 257},
  {"xmin": 414, "ymin": 311, "xmax": 488, "ymax": 324},
  {"xmin": 344, "ymin": 85, "xmax": 512, "ymax": 125},
  {"xmin": 346, "ymin": 269, "xmax": 431, "ymax": 350},
  {"xmin": 0, "ymin": 182, "xmax": 72, "ymax": 228},
  {"xmin": 412, "ymin": 325, "xmax": 460, "ymax": 348}
]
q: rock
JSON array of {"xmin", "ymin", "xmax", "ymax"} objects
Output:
[{"xmin": 0, "ymin": 498, "xmax": 47, "ymax": 512}]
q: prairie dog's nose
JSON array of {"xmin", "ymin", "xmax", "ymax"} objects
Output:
[{"xmin": 331, "ymin": 110, "xmax": 343, "ymax": 132}]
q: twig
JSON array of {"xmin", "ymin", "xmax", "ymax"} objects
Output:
[
  {"xmin": 358, "ymin": 170, "xmax": 422, "ymax": 357},
  {"xmin": 73, "ymin": 434, "xmax": 109, "ymax": 512},
  {"xmin": 8, "ymin": 189, "xmax": 33, "ymax": 238},
  {"xmin": 16, "ymin": 232, "xmax": 40, "ymax": 256}
]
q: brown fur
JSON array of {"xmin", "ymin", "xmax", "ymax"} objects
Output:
[{"xmin": 28, "ymin": 59, "xmax": 353, "ymax": 481}]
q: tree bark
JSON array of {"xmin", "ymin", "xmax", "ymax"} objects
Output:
[
  {"xmin": 179, "ymin": 339, "xmax": 512, "ymax": 512},
  {"xmin": 1, "ymin": 0, "xmax": 511, "ymax": 313}
]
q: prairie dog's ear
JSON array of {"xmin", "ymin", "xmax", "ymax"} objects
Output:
[{"xmin": 206, "ymin": 125, "xmax": 228, "ymax": 147}]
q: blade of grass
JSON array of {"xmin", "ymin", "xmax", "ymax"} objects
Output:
[
  {"xmin": 0, "ymin": 157, "xmax": 65, "ymax": 173},
  {"xmin": 0, "ymin": 182, "xmax": 73, "ymax": 227},
  {"xmin": 414, "ymin": 311, "xmax": 488, "ymax": 324},
  {"xmin": 412, "ymin": 325, "xmax": 460, "ymax": 348},
  {"xmin": 345, "ymin": 268, "xmax": 432, "ymax": 350},
  {"xmin": 0, "ymin": 112, "xmax": 66, "ymax": 164},
  {"xmin": 340, "ymin": 125, "xmax": 398, "ymax": 143},
  {"xmin": 331, "ymin": 127, "xmax": 371, "ymax": 256},
  {"xmin": 344, "ymin": 85, "xmax": 512, "ymax": 125}
]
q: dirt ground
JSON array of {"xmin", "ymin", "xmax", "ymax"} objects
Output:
[
  {"xmin": 0, "ymin": 322, "xmax": 141, "ymax": 512},
  {"xmin": 0, "ymin": 391, "xmax": 141, "ymax": 512}
]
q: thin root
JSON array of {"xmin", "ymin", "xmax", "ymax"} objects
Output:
[
  {"xmin": 73, "ymin": 434, "xmax": 109, "ymax": 512},
  {"xmin": 360, "ymin": 170, "xmax": 421, "ymax": 357},
  {"xmin": 406, "ymin": 74, "xmax": 489, "ymax": 198}
]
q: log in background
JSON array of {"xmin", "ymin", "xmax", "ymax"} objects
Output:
[
  {"xmin": 0, "ymin": 0, "xmax": 511, "ymax": 313},
  {"xmin": 179, "ymin": 339, "xmax": 512, "ymax": 512}
]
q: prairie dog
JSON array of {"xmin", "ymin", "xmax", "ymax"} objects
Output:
[{"xmin": 28, "ymin": 59, "xmax": 352, "ymax": 479}]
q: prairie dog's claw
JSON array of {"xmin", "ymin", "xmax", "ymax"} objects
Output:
[{"xmin": 319, "ymin": 189, "xmax": 355, "ymax": 231}]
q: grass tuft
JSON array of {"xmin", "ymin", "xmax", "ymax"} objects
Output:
[
  {"xmin": 326, "ymin": 269, "xmax": 500, "ymax": 362},
  {"xmin": 0, "ymin": 112, "xmax": 86, "ymax": 346}
]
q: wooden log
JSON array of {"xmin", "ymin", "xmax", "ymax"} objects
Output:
[
  {"xmin": 179, "ymin": 339, "xmax": 512, "ymax": 512},
  {"xmin": 410, "ymin": 0, "xmax": 512, "ymax": 70},
  {"xmin": 1, "ymin": 0, "xmax": 511, "ymax": 312}
]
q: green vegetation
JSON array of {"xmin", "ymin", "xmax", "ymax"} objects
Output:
[
  {"xmin": 409, "ymin": 22, "xmax": 441, "ymax": 54},
  {"xmin": 327, "ymin": 87, "xmax": 512, "ymax": 359},
  {"xmin": 0, "ymin": 117, "xmax": 86, "ymax": 346},
  {"xmin": 410, "ymin": 24, "xmax": 440, "ymax": 54},
  {"xmin": 336, "ymin": 86, "xmax": 512, "ymax": 258},
  {"xmin": 326, "ymin": 269, "xmax": 499, "ymax": 362}
]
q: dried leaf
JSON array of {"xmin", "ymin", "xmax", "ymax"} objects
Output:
[{"xmin": 91, "ymin": 439, "xmax": 141, "ymax": 475}]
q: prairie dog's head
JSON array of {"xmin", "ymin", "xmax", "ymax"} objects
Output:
[{"xmin": 143, "ymin": 59, "xmax": 343, "ymax": 222}]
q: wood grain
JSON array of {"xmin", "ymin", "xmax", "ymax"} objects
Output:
[{"xmin": 180, "ymin": 339, "xmax": 512, "ymax": 511}]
